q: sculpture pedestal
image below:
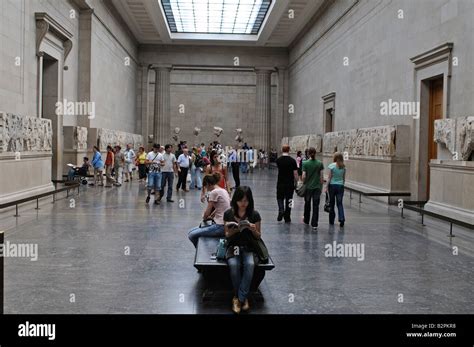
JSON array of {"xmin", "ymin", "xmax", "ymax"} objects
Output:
[
  {"xmin": 0, "ymin": 152, "xmax": 55, "ymax": 205},
  {"xmin": 425, "ymin": 160, "xmax": 474, "ymax": 225}
]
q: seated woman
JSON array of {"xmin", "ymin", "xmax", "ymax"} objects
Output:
[
  {"xmin": 224, "ymin": 186, "xmax": 262, "ymax": 314},
  {"xmin": 188, "ymin": 172, "xmax": 230, "ymax": 248}
]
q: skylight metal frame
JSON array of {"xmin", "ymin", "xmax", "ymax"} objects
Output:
[{"xmin": 161, "ymin": 0, "xmax": 272, "ymax": 35}]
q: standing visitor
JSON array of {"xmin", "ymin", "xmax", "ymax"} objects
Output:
[
  {"xmin": 104, "ymin": 145, "xmax": 115, "ymax": 188},
  {"xmin": 302, "ymin": 147, "xmax": 324, "ymax": 231},
  {"xmin": 124, "ymin": 143, "xmax": 135, "ymax": 182},
  {"xmin": 159, "ymin": 144, "xmax": 178, "ymax": 203},
  {"xmin": 90, "ymin": 146, "xmax": 104, "ymax": 186},
  {"xmin": 190, "ymin": 147, "xmax": 203, "ymax": 190},
  {"xmin": 276, "ymin": 145, "xmax": 298, "ymax": 223},
  {"xmin": 228, "ymin": 147, "xmax": 240, "ymax": 188},
  {"xmin": 201, "ymin": 150, "xmax": 229, "ymax": 202},
  {"xmin": 136, "ymin": 146, "xmax": 147, "ymax": 182},
  {"xmin": 114, "ymin": 145, "xmax": 124, "ymax": 187},
  {"xmin": 296, "ymin": 151, "xmax": 303, "ymax": 180},
  {"xmin": 176, "ymin": 146, "xmax": 190, "ymax": 192},
  {"xmin": 326, "ymin": 152, "xmax": 346, "ymax": 227},
  {"xmin": 145, "ymin": 144, "xmax": 164, "ymax": 205}
]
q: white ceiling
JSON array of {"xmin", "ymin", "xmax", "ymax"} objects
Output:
[{"xmin": 110, "ymin": 0, "xmax": 327, "ymax": 46}]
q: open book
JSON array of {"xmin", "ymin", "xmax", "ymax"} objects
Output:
[{"xmin": 226, "ymin": 219, "xmax": 251, "ymax": 232}]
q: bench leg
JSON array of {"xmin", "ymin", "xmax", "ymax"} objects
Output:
[{"xmin": 448, "ymin": 223, "xmax": 455, "ymax": 238}]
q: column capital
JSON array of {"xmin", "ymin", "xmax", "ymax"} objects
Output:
[
  {"xmin": 254, "ymin": 67, "xmax": 275, "ymax": 74},
  {"xmin": 276, "ymin": 66, "xmax": 288, "ymax": 72},
  {"xmin": 150, "ymin": 64, "xmax": 173, "ymax": 71}
]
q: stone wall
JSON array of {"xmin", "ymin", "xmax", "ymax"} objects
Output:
[
  {"xmin": 0, "ymin": 112, "xmax": 52, "ymax": 153},
  {"xmin": 288, "ymin": 0, "xmax": 474, "ymax": 136},
  {"xmin": 435, "ymin": 117, "xmax": 474, "ymax": 161}
]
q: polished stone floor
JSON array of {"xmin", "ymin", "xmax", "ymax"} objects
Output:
[{"xmin": 2, "ymin": 169, "xmax": 473, "ymax": 314}]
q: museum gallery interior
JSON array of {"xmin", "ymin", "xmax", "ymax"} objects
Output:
[{"xmin": 0, "ymin": 0, "xmax": 473, "ymax": 317}]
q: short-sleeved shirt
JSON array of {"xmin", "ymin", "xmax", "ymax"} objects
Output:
[
  {"xmin": 328, "ymin": 162, "xmax": 345, "ymax": 185},
  {"xmin": 177, "ymin": 154, "xmax": 190, "ymax": 168},
  {"xmin": 137, "ymin": 152, "xmax": 147, "ymax": 165},
  {"xmin": 124, "ymin": 149, "xmax": 135, "ymax": 163},
  {"xmin": 146, "ymin": 151, "xmax": 163, "ymax": 172},
  {"xmin": 208, "ymin": 187, "xmax": 231, "ymax": 225},
  {"xmin": 105, "ymin": 151, "xmax": 114, "ymax": 166},
  {"xmin": 224, "ymin": 208, "xmax": 261, "ymax": 249},
  {"xmin": 276, "ymin": 155, "xmax": 297, "ymax": 187},
  {"xmin": 161, "ymin": 153, "xmax": 177, "ymax": 172},
  {"xmin": 114, "ymin": 151, "xmax": 124, "ymax": 168},
  {"xmin": 302, "ymin": 159, "xmax": 324, "ymax": 190}
]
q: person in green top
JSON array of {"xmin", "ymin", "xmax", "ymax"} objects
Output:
[
  {"xmin": 302, "ymin": 147, "xmax": 324, "ymax": 230},
  {"xmin": 325, "ymin": 152, "xmax": 346, "ymax": 227}
]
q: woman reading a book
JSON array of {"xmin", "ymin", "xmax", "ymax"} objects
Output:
[{"xmin": 223, "ymin": 186, "xmax": 262, "ymax": 314}]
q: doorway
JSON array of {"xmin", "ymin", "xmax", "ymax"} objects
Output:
[
  {"xmin": 426, "ymin": 77, "xmax": 444, "ymax": 199},
  {"xmin": 325, "ymin": 108, "xmax": 334, "ymax": 133},
  {"xmin": 42, "ymin": 55, "xmax": 60, "ymax": 179}
]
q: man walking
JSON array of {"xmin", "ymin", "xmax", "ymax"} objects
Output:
[
  {"xmin": 159, "ymin": 144, "xmax": 178, "ymax": 202},
  {"xmin": 276, "ymin": 145, "xmax": 298, "ymax": 223},
  {"xmin": 176, "ymin": 146, "xmax": 190, "ymax": 192}
]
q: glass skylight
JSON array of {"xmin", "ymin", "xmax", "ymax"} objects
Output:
[{"xmin": 161, "ymin": 0, "xmax": 272, "ymax": 35}]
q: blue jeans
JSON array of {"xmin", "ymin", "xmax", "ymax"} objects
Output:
[
  {"xmin": 190, "ymin": 167, "xmax": 202, "ymax": 189},
  {"xmin": 329, "ymin": 184, "xmax": 345, "ymax": 224},
  {"xmin": 67, "ymin": 168, "xmax": 75, "ymax": 181},
  {"xmin": 304, "ymin": 188, "xmax": 321, "ymax": 227},
  {"xmin": 227, "ymin": 249, "xmax": 255, "ymax": 302},
  {"xmin": 147, "ymin": 171, "xmax": 162, "ymax": 194},
  {"xmin": 160, "ymin": 172, "xmax": 174, "ymax": 200},
  {"xmin": 188, "ymin": 223, "xmax": 224, "ymax": 248}
]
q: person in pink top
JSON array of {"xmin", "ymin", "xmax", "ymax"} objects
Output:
[{"xmin": 188, "ymin": 172, "xmax": 231, "ymax": 248}]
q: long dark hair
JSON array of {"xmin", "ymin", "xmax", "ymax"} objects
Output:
[
  {"xmin": 210, "ymin": 150, "xmax": 219, "ymax": 166},
  {"xmin": 231, "ymin": 186, "xmax": 254, "ymax": 218}
]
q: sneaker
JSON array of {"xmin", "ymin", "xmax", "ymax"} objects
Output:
[
  {"xmin": 277, "ymin": 212, "xmax": 284, "ymax": 222},
  {"xmin": 284, "ymin": 217, "xmax": 291, "ymax": 223},
  {"xmin": 241, "ymin": 299, "xmax": 250, "ymax": 312},
  {"xmin": 154, "ymin": 200, "xmax": 160, "ymax": 205},
  {"xmin": 340, "ymin": 222, "xmax": 345, "ymax": 227},
  {"xmin": 312, "ymin": 226, "xmax": 318, "ymax": 231},
  {"xmin": 232, "ymin": 297, "xmax": 241, "ymax": 314},
  {"xmin": 167, "ymin": 199, "xmax": 174, "ymax": 203},
  {"xmin": 146, "ymin": 196, "xmax": 150, "ymax": 204}
]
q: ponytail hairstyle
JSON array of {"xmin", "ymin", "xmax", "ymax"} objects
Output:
[
  {"xmin": 308, "ymin": 147, "xmax": 316, "ymax": 160},
  {"xmin": 333, "ymin": 152, "xmax": 345, "ymax": 169},
  {"xmin": 202, "ymin": 172, "xmax": 222, "ymax": 188}
]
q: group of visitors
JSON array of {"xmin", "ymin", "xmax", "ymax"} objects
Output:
[
  {"xmin": 276, "ymin": 145, "xmax": 346, "ymax": 230},
  {"xmin": 84, "ymin": 144, "xmax": 136, "ymax": 187},
  {"xmin": 72, "ymin": 139, "xmax": 346, "ymax": 315}
]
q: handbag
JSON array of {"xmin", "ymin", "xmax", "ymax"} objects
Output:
[
  {"xmin": 199, "ymin": 218, "xmax": 216, "ymax": 228},
  {"xmin": 216, "ymin": 238, "xmax": 227, "ymax": 260},
  {"xmin": 296, "ymin": 165, "xmax": 317, "ymax": 197},
  {"xmin": 324, "ymin": 191, "xmax": 331, "ymax": 213}
]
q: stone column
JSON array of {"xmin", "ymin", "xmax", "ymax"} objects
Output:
[
  {"xmin": 139, "ymin": 65, "xmax": 150, "ymax": 142},
  {"xmin": 255, "ymin": 67, "xmax": 274, "ymax": 153},
  {"xmin": 276, "ymin": 66, "xmax": 288, "ymax": 153},
  {"xmin": 152, "ymin": 65, "xmax": 172, "ymax": 145}
]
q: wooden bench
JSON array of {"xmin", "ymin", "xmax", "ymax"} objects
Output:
[{"xmin": 194, "ymin": 237, "xmax": 275, "ymax": 302}]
